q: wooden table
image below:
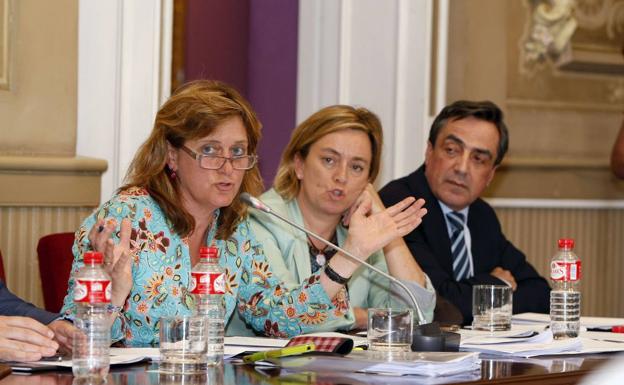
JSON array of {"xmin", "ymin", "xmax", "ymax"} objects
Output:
[{"xmin": 0, "ymin": 355, "xmax": 612, "ymax": 385}]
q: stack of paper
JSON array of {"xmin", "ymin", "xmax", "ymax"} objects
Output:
[
  {"xmin": 359, "ymin": 351, "xmax": 480, "ymax": 376},
  {"xmin": 459, "ymin": 324, "xmax": 624, "ymax": 357},
  {"xmin": 512, "ymin": 312, "xmax": 624, "ymax": 331},
  {"xmin": 223, "ymin": 331, "xmax": 367, "ymax": 357},
  {"xmin": 273, "ymin": 350, "xmax": 480, "ymax": 377}
]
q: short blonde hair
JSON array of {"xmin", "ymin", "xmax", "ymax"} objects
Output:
[{"xmin": 274, "ymin": 105, "xmax": 383, "ymax": 200}]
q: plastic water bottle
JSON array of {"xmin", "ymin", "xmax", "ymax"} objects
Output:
[
  {"xmin": 550, "ymin": 238, "xmax": 581, "ymax": 339},
  {"xmin": 190, "ymin": 246, "xmax": 225, "ymax": 365},
  {"xmin": 72, "ymin": 251, "xmax": 111, "ymax": 379}
]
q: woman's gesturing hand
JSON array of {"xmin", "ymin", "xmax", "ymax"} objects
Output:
[
  {"xmin": 88, "ymin": 218, "xmax": 133, "ymax": 306},
  {"xmin": 344, "ymin": 193, "xmax": 426, "ymax": 260}
]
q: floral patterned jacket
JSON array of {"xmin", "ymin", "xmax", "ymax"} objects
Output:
[{"xmin": 61, "ymin": 187, "xmax": 343, "ymax": 346}]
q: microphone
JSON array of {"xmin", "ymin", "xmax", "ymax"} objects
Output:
[{"xmin": 240, "ymin": 192, "xmax": 427, "ymax": 325}]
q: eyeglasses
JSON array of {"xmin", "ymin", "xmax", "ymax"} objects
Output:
[{"xmin": 180, "ymin": 145, "xmax": 258, "ymax": 170}]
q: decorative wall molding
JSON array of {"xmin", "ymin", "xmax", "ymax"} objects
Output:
[
  {"xmin": 0, "ymin": 155, "xmax": 107, "ymax": 207},
  {"xmin": 522, "ymin": 0, "xmax": 624, "ymax": 75},
  {"xmin": 495, "ymin": 206, "xmax": 624, "ymax": 317},
  {"xmin": 297, "ymin": 0, "xmax": 437, "ymax": 186},
  {"xmin": 488, "ymin": 198, "xmax": 624, "ymax": 209},
  {"xmin": 0, "ymin": 0, "xmax": 10, "ymax": 90},
  {"xmin": 506, "ymin": 97, "xmax": 624, "ymax": 112},
  {"xmin": 0, "ymin": 207, "xmax": 95, "ymax": 307}
]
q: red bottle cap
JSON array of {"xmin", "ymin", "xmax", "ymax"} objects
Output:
[
  {"xmin": 558, "ymin": 238, "xmax": 575, "ymax": 250},
  {"xmin": 612, "ymin": 325, "xmax": 624, "ymax": 333},
  {"xmin": 84, "ymin": 251, "xmax": 104, "ymax": 264},
  {"xmin": 199, "ymin": 246, "xmax": 219, "ymax": 259}
]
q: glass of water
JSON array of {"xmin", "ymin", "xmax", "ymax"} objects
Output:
[
  {"xmin": 472, "ymin": 285, "xmax": 513, "ymax": 331},
  {"xmin": 367, "ymin": 308, "xmax": 413, "ymax": 352},
  {"xmin": 159, "ymin": 315, "xmax": 208, "ymax": 374}
]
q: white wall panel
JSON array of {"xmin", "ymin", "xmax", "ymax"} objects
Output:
[
  {"xmin": 298, "ymin": 0, "xmax": 438, "ymax": 186},
  {"xmin": 76, "ymin": 0, "xmax": 172, "ymax": 203}
]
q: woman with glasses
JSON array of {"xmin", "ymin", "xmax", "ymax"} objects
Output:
[
  {"xmin": 227, "ymin": 105, "xmax": 436, "ymax": 335},
  {"xmin": 60, "ymin": 80, "xmax": 423, "ymax": 345}
]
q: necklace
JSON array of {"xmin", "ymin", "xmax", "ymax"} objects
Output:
[{"xmin": 307, "ymin": 233, "xmax": 338, "ymax": 272}]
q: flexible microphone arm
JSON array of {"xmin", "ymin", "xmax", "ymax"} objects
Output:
[{"xmin": 240, "ymin": 192, "xmax": 426, "ymax": 325}]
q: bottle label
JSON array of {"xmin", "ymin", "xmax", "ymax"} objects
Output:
[
  {"xmin": 550, "ymin": 261, "xmax": 582, "ymax": 281},
  {"xmin": 74, "ymin": 279, "xmax": 112, "ymax": 303},
  {"xmin": 189, "ymin": 272, "xmax": 225, "ymax": 295}
]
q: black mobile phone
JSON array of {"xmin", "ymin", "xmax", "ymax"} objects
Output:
[{"xmin": 40, "ymin": 353, "xmax": 66, "ymax": 362}]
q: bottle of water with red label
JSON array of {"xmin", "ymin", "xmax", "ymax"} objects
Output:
[
  {"xmin": 550, "ymin": 238, "xmax": 581, "ymax": 339},
  {"xmin": 190, "ymin": 246, "xmax": 225, "ymax": 365},
  {"xmin": 72, "ymin": 251, "xmax": 112, "ymax": 379}
]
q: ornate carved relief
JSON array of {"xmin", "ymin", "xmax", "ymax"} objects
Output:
[
  {"xmin": 522, "ymin": 0, "xmax": 624, "ymax": 75},
  {"xmin": 522, "ymin": 0, "xmax": 577, "ymax": 74}
]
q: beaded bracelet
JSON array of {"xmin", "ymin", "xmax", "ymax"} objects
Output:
[
  {"xmin": 324, "ymin": 263, "xmax": 349, "ymax": 285},
  {"xmin": 106, "ymin": 304, "xmax": 123, "ymax": 315}
]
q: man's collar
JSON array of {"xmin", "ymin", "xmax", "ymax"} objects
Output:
[{"xmin": 438, "ymin": 200, "xmax": 469, "ymax": 219}]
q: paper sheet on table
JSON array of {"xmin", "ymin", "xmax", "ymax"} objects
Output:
[
  {"xmin": 225, "ymin": 336, "xmax": 288, "ymax": 349},
  {"xmin": 270, "ymin": 351, "xmax": 480, "ymax": 377},
  {"xmin": 582, "ymin": 330, "xmax": 624, "ymax": 343},
  {"xmin": 459, "ymin": 324, "xmax": 550, "ymax": 345},
  {"xmin": 513, "ymin": 313, "xmax": 624, "ymax": 330},
  {"xmin": 110, "ymin": 347, "xmax": 245, "ymax": 361},
  {"xmin": 462, "ymin": 335, "xmax": 624, "ymax": 357},
  {"xmin": 224, "ymin": 331, "xmax": 368, "ymax": 351},
  {"xmin": 461, "ymin": 336, "xmax": 582, "ymax": 357},
  {"xmin": 29, "ymin": 350, "xmax": 153, "ymax": 369}
]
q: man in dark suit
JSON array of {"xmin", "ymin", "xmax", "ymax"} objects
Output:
[
  {"xmin": 379, "ymin": 100, "xmax": 550, "ymax": 324},
  {"xmin": 0, "ymin": 280, "xmax": 75, "ymax": 361}
]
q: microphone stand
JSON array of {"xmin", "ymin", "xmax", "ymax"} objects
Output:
[{"xmin": 240, "ymin": 193, "xmax": 461, "ymax": 351}]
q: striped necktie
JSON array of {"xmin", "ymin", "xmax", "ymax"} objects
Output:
[{"xmin": 447, "ymin": 211, "xmax": 470, "ymax": 280}]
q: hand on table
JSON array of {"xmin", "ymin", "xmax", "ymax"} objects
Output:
[
  {"xmin": 0, "ymin": 316, "xmax": 58, "ymax": 362},
  {"xmin": 491, "ymin": 267, "xmax": 517, "ymax": 291}
]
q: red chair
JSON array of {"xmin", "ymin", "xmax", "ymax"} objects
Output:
[
  {"xmin": 37, "ymin": 233, "xmax": 75, "ymax": 312},
  {"xmin": 0, "ymin": 248, "xmax": 6, "ymax": 282}
]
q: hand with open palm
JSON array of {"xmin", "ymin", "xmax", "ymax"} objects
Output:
[
  {"xmin": 344, "ymin": 193, "xmax": 426, "ymax": 260},
  {"xmin": 88, "ymin": 218, "xmax": 133, "ymax": 307}
]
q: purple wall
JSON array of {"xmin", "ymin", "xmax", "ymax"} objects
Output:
[
  {"xmin": 248, "ymin": 1, "xmax": 299, "ymax": 185},
  {"xmin": 184, "ymin": 0, "xmax": 298, "ymax": 186},
  {"xmin": 185, "ymin": 0, "xmax": 250, "ymax": 96}
]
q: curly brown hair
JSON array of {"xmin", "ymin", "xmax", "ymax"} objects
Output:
[{"xmin": 121, "ymin": 80, "xmax": 263, "ymax": 239}]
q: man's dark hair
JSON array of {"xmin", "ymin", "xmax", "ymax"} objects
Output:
[{"xmin": 428, "ymin": 100, "xmax": 509, "ymax": 166}]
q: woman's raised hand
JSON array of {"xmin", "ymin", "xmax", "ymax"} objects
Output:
[
  {"xmin": 88, "ymin": 218, "xmax": 133, "ymax": 306},
  {"xmin": 344, "ymin": 193, "xmax": 426, "ymax": 260}
]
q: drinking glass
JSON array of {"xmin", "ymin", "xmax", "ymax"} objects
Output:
[
  {"xmin": 472, "ymin": 285, "xmax": 513, "ymax": 331},
  {"xmin": 159, "ymin": 315, "xmax": 208, "ymax": 373},
  {"xmin": 367, "ymin": 308, "xmax": 413, "ymax": 352}
]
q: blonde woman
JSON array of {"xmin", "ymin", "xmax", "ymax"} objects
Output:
[{"xmin": 228, "ymin": 105, "xmax": 436, "ymax": 335}]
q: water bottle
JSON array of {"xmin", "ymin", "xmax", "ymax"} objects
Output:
[
  {"xmin": 549, "ymin": 238, "xmax": 581, "ymax": 339},
  {"xmin": 72, "ymin": 251, "xmax": 111, "ymax": 379},
  {"xmin": 190, "ymin": 246, "xmax": 225, "ymax": 365}
]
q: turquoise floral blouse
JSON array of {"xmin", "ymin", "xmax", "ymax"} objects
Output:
[{"xmin": 61, "ymin": 187, "xmax": 342, "ymax": 346}]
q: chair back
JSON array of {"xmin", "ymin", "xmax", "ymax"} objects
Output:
[
  {"xmin": 0, "ymin": 248, "xmax": 5, "ymax": 282},
  {"xmin": 37, "ymin": 232, "xmax": 75, "ymax": 312}
]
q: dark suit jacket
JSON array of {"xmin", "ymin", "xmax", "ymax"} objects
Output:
[
  {"xmin": 0, "ymin": 280, "xmax": 59, "ymax": 324},
  {"xmin": 379, "ymin": 165, "xmax": 550, "ymax": 324}
]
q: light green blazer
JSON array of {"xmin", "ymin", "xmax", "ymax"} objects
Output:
[{"xmin": 225, "ymin": 189, "xmax": 435, "ymax": 336}]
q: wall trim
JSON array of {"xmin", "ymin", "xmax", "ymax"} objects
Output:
[
  {"xmin": 0, "ymin": 155, "xmax": 107, "ymax": 172},
  {"xmin": 507, "ymin": 98, "xmax": 623, "ymax": 113},
  {"xmin": 0, "ymin": 156, "xmax": 106, "ymax": 206},
  {"xmin": 487, "ymin": 198, "xmax": 624, "ymax": 209}
]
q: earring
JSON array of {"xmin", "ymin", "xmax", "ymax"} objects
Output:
[{"xmin": 169, "ymin": 169, "xmax": 177, "ymax": 180}]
